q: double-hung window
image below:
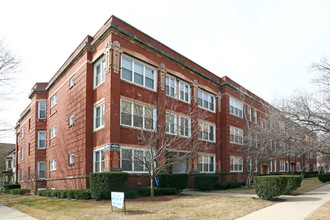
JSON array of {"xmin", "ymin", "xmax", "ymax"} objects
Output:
[
  {"xmin": 279, "ymin": 160, "xmax": 285, "ymax": 172},
  {"xmin": 254, "ymin": 109, "xmax": 257, "ymax": 124},
  {"xmin": 38, "ymin": 131, "xmax": 46, "ymax": 149},
  {"xmin": 270, "ymin": 160, "xmax": 273, "ymax": 172},
  {"xmin": 198, "ymin": 122, "xmax": 215, "ymax": 142},
  {"xmin": 120, "ymin": 100, "xmax": 156, "ymax": 130},
  {"xmin": 69, "ymin": 114, "xmax": 74, "ymax": 126},
  {"xmin": 38, "ymin": 162, "xmax": 46, "ymax": 179},
  {"xmin": 247, "ymin": 107, "xmax": 252, "ymax": 121},
  {"xmin": 230, "ymin": 156, "xmax": 243, "ymax": 172},
  {"xmin": 94, "ymin": 149, "xmax": 104, "ymax": 172},
  {"xmin": 247, "ymin": 158, "xmax": 252, "ymax": 172},
  {"xmin": 69, "ymin": 154, "xmax": 74, "ymax": 165},
  {"xmin": 198, "ymin": 89, "xmax": 215, "ymax": 111},
  {"xmin": 69, "ymin": 75, "xmax": 75, "ymax": 87},
  {"xmin": 274, "ymin": 160, "xmax": 277, "ymax": 172},
  {"xmin": 179, "ymin": 116, "xmax": 190, "ymax": 137},
  {"xmin": 230, "ymin": 126, "xmax": 243, "ymax": 145},
  {"xmin": 166, "ymin": 113, "xmax": 177, "ymax": 134},
  {"xmin": 50, "ymin": 126, "xmax": 56, "ymax": 139},
  {"xmin": 198, "ymin": 154, "xmax": 215, "ymax": 173},
  {"xmin": 94, "ymin": 58, "xmax": 105, "ymax": 88},
  {"xmin": 229, "ymin": 97, "xmax": 243, "ymax": 118},
  {"xmin": 21, "ymin": 126, "xmax": 24, "ymax": 139},
  {"xmin": 166, "ymin": 75, "xmax": 176, "ymax": 97},
  {"xmin": 179, "ymin": 81, "xmax": 190, "ymax": 102},
  {"xmin": 21, "ymin": 147, "xmax": 24, "ymax": 160},
  {"xmin": 38, "ymin": 101, "xmax": 46, "ymax": 119},
  {"xmin": 296, "ymin": 162, "xmax": 301, "ymax": 172},
  {"xmin": 121, "ymin": 147, "xmax": 150, "ymax": 173},
  {"xmin": 50, "ymin": 93, "xmax": 57, "ymax": 108},
  {"xmin": 254, "ymin": 160, "xmax": 258, "ymax": 172},
  {"xmin": 121, "ymin": 56, "xmax": 156, "ymax": 90},
  {"xmin": 49, "ymin": 159, "xmax": 56, "ymax": 171},
  {"xmin": 94, "ymin": 102, "xmax": 105, "ymax": 130}
]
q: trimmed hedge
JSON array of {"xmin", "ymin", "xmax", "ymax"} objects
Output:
[
  {"xmin": 125, "ymin": 190, "xmax": 137, "ymax": 199},
  {"xmin": 283, "ymin": 175, "xmax": 302, "ymax": 195},
  {"xmin": 253, "ymin": 176, "xmax": 288, "ymax": 200},
  {"xmin": 90, "ymin": 172, "xmax": 129, "ymax": 200},
  {"xmin": 294, "ymin": 172, "xmax": 319, "ymax": 178},
  {"xmin": 215, "ymin": 181, "xmax": 245, "ymax": 190},
  {"xmin": 194, "ymin": 175, "xmax": 219, "ymax": 191},
  {"xmin": 67, "ymin": 190, "xmax": 75, "ymax": 199},
  {"xmin": 4, "ymin": 184, "xmax": 20, "ymax": 193},
  {"xmin": 159, "ymin": 174, "xmax": 188, "ymax": 193},
  {"xmin": 138, "ymin": 187, "xmax": 177, "ymax": 196},
  {"xmin": 9, "ymin": 188, "xmax": 30, "ymax": 195},
  {"xmin": 318, "ymin": 173, "xmax": 330, "ymax": 183},
  {"xmin": 216, "ymin": 182, "xmax": 229, "ymax": 190},
  {"xmin": 73, "ymin": 189, "xmax": 91, "ymax": 200}
]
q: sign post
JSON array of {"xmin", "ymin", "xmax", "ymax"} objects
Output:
[{"xmin": 111, "ymin": 192, "xmax": 126, "ymax": 215}]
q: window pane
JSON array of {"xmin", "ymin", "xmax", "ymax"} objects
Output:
[
  {"xmin": 210, "ymin": 157, "xmax": 214, "ymax": 172},
  {"xmin": 133, "ymin": 104, "xmax": 143, "ymax": 127},
  {"xmin": 122, "ymin": 149, "xmax": 132, "ymax": 171},
  {"xmin": 198, "ymin": 156, "xmax": 202, "ymax": 172},
  {"xmin": 134, "ymin": 150, "xmax": 144, "ymax": 171},
  {"xmin": 121, "ymin": 101, "xmax": 132, "ymax": 126},
  {"xmin": 134, "ymin": 63, "xmax": 143, "ymax": 85},
  {"xmin": 145, "ymin": 108, "xmax": 153, "ymax": 130}
]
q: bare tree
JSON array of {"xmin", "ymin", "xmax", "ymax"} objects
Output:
[
  {"xmin": 0, "ymin": 38, "xmax": 20, "ymax": 139},
  {"xmin": 121, "ymin": 92, "xmax": 211, "ymax": 196},
  {"xmin": 22, "ymin": 170, "xmax": 44, "ymax": 195}
]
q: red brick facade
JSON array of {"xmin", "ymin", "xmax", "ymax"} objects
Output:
[{"xmin": 15, "ymin": 16, "xmax": 316, "ymax": 190}]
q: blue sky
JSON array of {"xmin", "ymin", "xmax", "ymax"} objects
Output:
[{"xmin": 1, "ymin": 0, "xmax": 330, "ymax": 143}]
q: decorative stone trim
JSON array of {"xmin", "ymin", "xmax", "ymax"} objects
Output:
[
  {"xmin": 158, "ymin": 63, "xmax": 166, "ymax": 91},
  {"xmin": 104, "ymin": 41, "xmax": 123, "ymax": 75},
  {"xmin": 193, "ymin": 80, "xmax": 198, "ymax": 103}
]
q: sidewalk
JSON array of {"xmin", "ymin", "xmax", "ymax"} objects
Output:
[
  {"xmin": 181, "ymin": 189, "xmax": 257, "ymax": 197},
  {"xmin": 0, "ymin": 205, "xmax": 37, "ymax": 220},
  {"xmin": 237, "ymin": 184, "xmax": 330, "ymax": 220}
]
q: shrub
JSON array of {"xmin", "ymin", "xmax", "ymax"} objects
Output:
[
  {"xmin": 138, "ymin": 187, "xmax": 159, "ymax": 196},
  {"xmin": 253, "ymin": 176, "xmax": 288, "ymax": 200},
  {"xmin": 50, "ymin": 190, "xmax": 60, "ymax": 197},
  {"xmin": 283, "ymin": 176, "xmax": 302, "ymax": 195},
  {"xmin": 66, "ymin": 190, "xmax": 75, "ymax": 199},
  {"xmin": 37, "ymin": 190, "xmax": 46, "ymax": 196},
  {"xmin": 9, "ymin": 188, "xmax": 29, "ymax": 195},
  {"xmin": 159, "ymin": 174, "xmax": 188, "ymax": 193},
  {"xmin": 4, "ymin": 184, "xmax": 20, "ymax": 193},
  {"xmin": 227, "ymin": 182, "xmax": 244, "ymax": 189},
  {"xmin": 158, "ymin": 188, "xmax": 177, "ymax": 195},
  {"xmin": 125, "ymin": 190, "xmax": 136, "ymax": 199},
  {"xmin": 73, "ymin": 189, "xmax": 91, "ymax": 200},
  {"xmin": 216, "ymin": 182, "xmax": 229, "ymax": 190},
  {"xmin": 45, "ymin": 190, "xmax": 52, "ymax": 197},
  {"xmin": 194, "ymin": 175, "xmax": 219, "ymax": 191},
  {"xmin": 90, "ymin": 172, "xmax": 129, "ymax": 200},
  {"xmin": 59, "ymin": 190, "xmax": 68, "ymax": 198},
  {"xmin": 318, "ymin": 173, "xmax": 330, "ymax": 183}
]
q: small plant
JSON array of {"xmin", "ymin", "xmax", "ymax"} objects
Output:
[{"xmin": 318, "ymin": 173, "xmax": 330, "ymax": 183}]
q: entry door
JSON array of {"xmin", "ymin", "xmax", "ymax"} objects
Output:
[{"xmin": 262, "ymin": 165, "xmax": 268, "ymax": 174}]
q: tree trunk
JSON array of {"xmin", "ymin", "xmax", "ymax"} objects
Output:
[{"xmin": 150, "ymin": 177, "xmax": 154, "ymax": 197}]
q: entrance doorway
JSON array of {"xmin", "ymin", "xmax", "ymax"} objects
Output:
[{"xmin": 262, "ymin": 165, "xmax": 268, "ymax": 174}]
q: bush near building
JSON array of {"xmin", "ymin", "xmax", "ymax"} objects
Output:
[
  {"xmin": 138, "ymin": 187, "xmax": 177, "ymax": 196},
  {"xmin": 159, "ymin": 174, "xmax": 188, "ymax": 193},
  {"xmin": 194, "ymin": 175, "xmax": 219, "ymax": 191},
  {"xmin": 89, "ymin": 172, "xmax": 129, "ymax": 200},
  {"xmin": 4, "ymin": 184, "xmax": 20, "ymax": 193},
  {"xmin": 9, "ymin": 188, "xmax": 30, "ymax": 195},
  {"xmin": 253, "ymin": 176, "xmax": 288, "ymax": 200},
  {"xmin": 37, "ymin": 189, "xmax": 91, "ymax": 200},
  {"xmin": 318, "ymin": 173, "xmax": 330, "ymax": 183},
  {"xmin": 283, "ymin": 176, "xmax": 302, "ymax": 195}
]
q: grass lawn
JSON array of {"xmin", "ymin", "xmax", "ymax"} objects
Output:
[
  {"xmin": 305, "ymin": 200, "xmax": 330, "ymax": 220},
  {"xmin": 0, "ymin": 194, "xmax": 272, "ymax": 220},
  {"xmin": 210, "ymin": 177, "xmax": 327, "ymax": 195}
]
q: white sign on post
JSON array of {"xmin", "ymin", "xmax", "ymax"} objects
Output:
[{"xmin": 111, "ymin": 192, "xmax": 124, "ymax": 209}]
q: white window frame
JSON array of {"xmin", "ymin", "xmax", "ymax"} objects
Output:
[
  {"xmin": 49, "ymin": 159, "xmax": 56, "ymax": 171},
  {"xmin": 38, "ymin": 131, "xmax": 46, "ymax": 149},
  {"xmin": 69, "ymin": 75, "xmax": 75, "ymax": 87},
  {"xmin": 247, "ymin": 158, "xmax": 252, "ymax": 172},
  {"xmin": 254, "ymin": 159, "xmax": 258, "ymax": 172},
  {"xmin": 230, "ymin": 156, "xmax": 243, "ymax": 172},
  {"xmin": 17, "ymin": 151, "xmax": 20, "ymax": 164},
  {"xmin": 94, "ymin": 102, "xmax": 105, "ymax": 131},
  {"xmin": 93, "ymin": 57, "xmax": 105, "ymax": 89},
  {"xmin": 21, "ymin": 126, "xmax": 24, "ymax": 139},
  {"xmin": 120, "ymin": 147, "xmax": 150, "ymax": 173},
  {"xmin": 21, "ymin": 147, "xmax": 24, "ymax": 161},
  {"xmin": 50, "ymin": 126, "xmax": 57, "ymax": 139},
  {"xmin": 166, "ymin": 112, "xmax": 177, "ymax": 135},
  {"xmin": 179, "ymin": 115, "xmax": 191, "ymax": 137},
  {"xmin": 38, "ymin": 101, "xmax": 46, "ymax": 119},
  {"xmin": 255, "ymin": 135, "xmax": 258, "ymax": 148},
  {"xmin": 198, "ymin": 121, "xmax": 216, "ymax": 142},
  {"xmin": 270, "ymin": 160, "xmax": 273, "ymax": 172},
  {"xmin": 179, "ymin": 81, "xmax": 190, "ymax": 103},
  {"xmin": 69, "ymin": 114, "xmax": 74, "ymax": 126},
  {"xmin": 286, "ymin": 161, "xmax": 289, "ymax": 172},
  {"xmin": 69, "ymin": 154, "xmax": 74, "ymax": 165},
  {"xmin": 230, "ymin": 126, "xmax": 243, "ymax": 145},
  {"xmin": 38, "ymin": 162, "xmax": 46, "ymax": 179},
  {"xmin": 274, "ymin": 160, "xmax": 277, "ymax": 172},
  {"xmin": 120, "ymin": 99, "xmax": 156, "ymax": 130},
  {"xmin": 93, "ymin": 148, "xmax": 105, "ymax": 173},
  {"xmin": 247, "ymin": 106, "xmax": 252, "ymax": 121},
  {"xmin": 121, "ymin": 55, "xmax": 157, "ymax": 91},
  {"xmin": 198, "ymin": 154, "xmax": 215, "ymax": 173},
  {"xmin": 50, "ymin": 93, "xmax": 57, "ymax": 108},
  {"xmin": 279, "ymin": 160, "xmax": 285, "ymax": 172},
  {"xmin": 165, "ymin": 75, "xmax": 176, "ymax": 98},
  {"xmin": 254, "ymin": 109, "xmax": 257, "ymax": 124},
  {"xmin": 297, "ymin": 162, "xmax": 301, "ymax": 172},
  {"xmin": 197, "ymin": 89, "xmax": 215, "ymax": 112},
  {"xmin": 21, "ymin": 169, "xmax": 23, "ymax": 182},
  {"xmin": 229, "ymin": 97, "xmax": 243, "ymax": 118}
]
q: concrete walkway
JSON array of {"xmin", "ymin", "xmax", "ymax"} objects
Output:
[
  {"xmin": 237, "ymin": 184, "xmax": 330, "ymax": 220},
  {"xmin": 181, "ymin": 189, "xmax": 257, "ymax": 197},
  {"xmin": 0, "ymin": 205, "xmax": 37, "ymax": 220}
]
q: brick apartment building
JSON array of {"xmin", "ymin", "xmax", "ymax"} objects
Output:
[{"xmin": 15, "ymin": 15, "xmax": 317, "ymax": 190}]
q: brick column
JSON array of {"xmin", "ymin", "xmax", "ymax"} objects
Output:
[
  {"xmin": 190, "ymin": 80, "xmax": 200, "ymax": 174},
  {"xmin": 216, "ymin": 92, "xmax": 222, "ymax": 172}
]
